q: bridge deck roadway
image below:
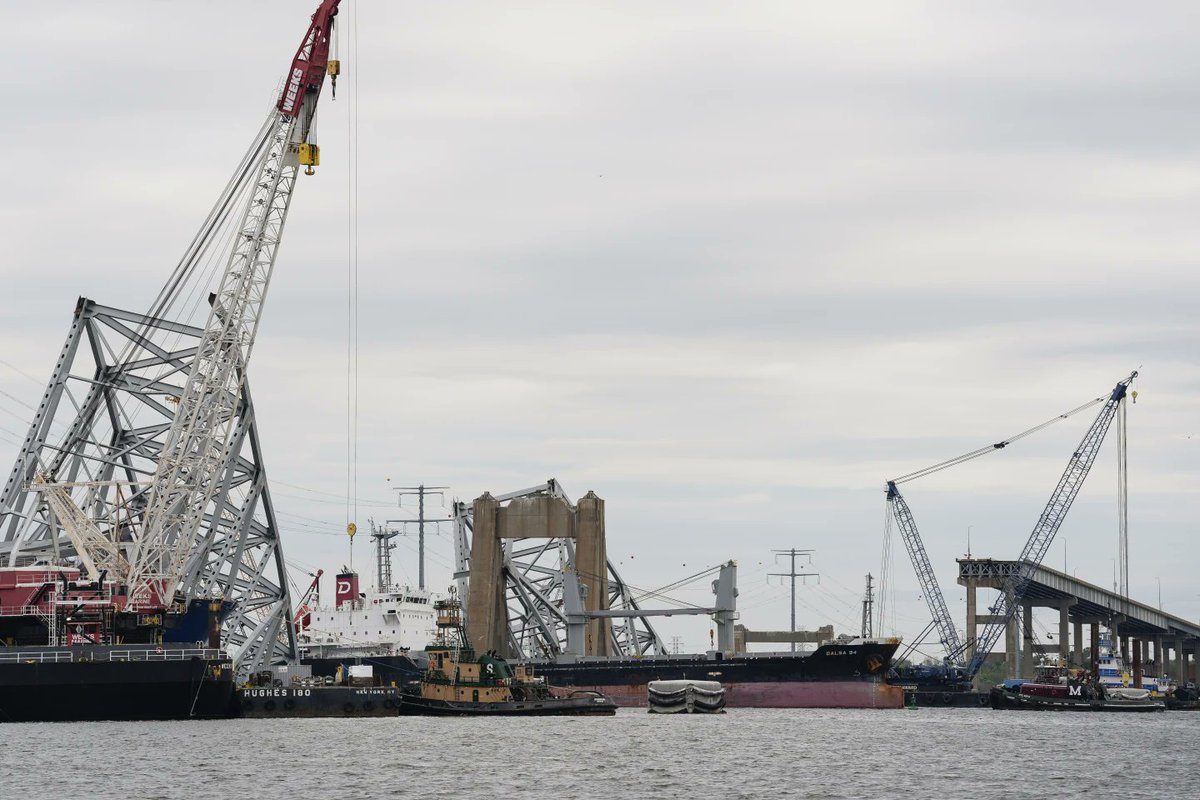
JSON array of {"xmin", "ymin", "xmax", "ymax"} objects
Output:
[{"xmin": 958, "ymin": 559, "xmax": 1200, "ymax": 639}]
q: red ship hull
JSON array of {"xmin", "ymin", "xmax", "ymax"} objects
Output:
[{"xmin": 562, "ymin": 679, "xmax": 903, "ymax": 709}]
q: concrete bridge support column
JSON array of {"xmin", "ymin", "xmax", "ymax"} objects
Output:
[
  {"xmin": 1058, "ymin": 604, "xmax": 1070, "ymax": 664},
  {"xmin": 1132, "ymin": 638, "xmax": 1142, "ymax": 688},
  {"xmin": 1021, "ymin": 604, "xmax": 1034, "ymax": 678},
  {"xmin": 1005, "ymin": 612, "xmax": 1019, "ymax": 680},
  {"xmin": 575, "ymin": 492, "xmax": 610, "ymax": 657},
  {"xmin": 964, "ymin": 579, "xmax": 977, "ymax": 667},
  {"xmin": 1073, "ymin": 621, "xmax": 1083, "ymax": 667},
  {"xmin": 1139, "ymin": 639, "xmax": 1149, "ymax": 674},
  {"xmin": 1089, "ymin": 623, "xmax": 1100, "ymax": 679},
  {"xmin": 466, "ymin": 493, "xmax": 508, "ymax": 656}
]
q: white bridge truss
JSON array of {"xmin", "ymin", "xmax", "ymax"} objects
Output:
[
  {"xmin": 0, "ymin": 298, "xmax": 296, "ymax": 674},
  {"xmin": 452, "ymin": 480, "xmax": 668, "ymax": 659}
]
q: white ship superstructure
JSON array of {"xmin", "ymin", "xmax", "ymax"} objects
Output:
[
  {"xmin": 1096, "ymin": 631, "xmax": 1171, "ymax": 696},
  {"xmin": 297, "ymin": 568, "xmax": 436, "ymax": 658}
]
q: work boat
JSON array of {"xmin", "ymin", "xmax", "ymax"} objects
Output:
[
  {"xmin": 399, "ymin": 596, "xmax": 617, "ymax": 716},
  {"xmin": 1095, "ymin": 631, "xmax": 1171, "ymax": 697},
  {"xmin": 989, "ymin": 660, "xmax": 1163, "ymax": 712}
]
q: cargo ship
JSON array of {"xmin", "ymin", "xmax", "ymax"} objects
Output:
[
  {"xmin": 295, "ymin": 569, "xmax": 904, "ymax": 708},
  {"xmin": 305, "ymin": 639, "xmax": 904, "ymax": 709},
  {"xmin": 296, "ymin": 568, "xmax": 435, "ymax": 686},
  {"xmin": 530, "ymin": 637, "xmax": 904, "ymax": 708},
  {"xmin": 0, "ymin": 565, "xmax": 235, "ymax": 722}
]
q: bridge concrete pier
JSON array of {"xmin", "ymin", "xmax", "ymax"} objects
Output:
[
  {"xmin": 958, "ymin": 559, "xmax": 1200, "ymax": 688},
  {"xmin": 1132, "ymin": 638, "xmax": 1142, "ymax": 687},
  {"xmin": 1057, "ymin": 602, "xmax": 1070, "ymax": 665},
  {"xmin": 1021, "ymin": 604, "xmax": 1034, "ymax": 678},
  {"xmin": 1073, "ymin": 620, "xmax": 1083, "ymax": 666}
]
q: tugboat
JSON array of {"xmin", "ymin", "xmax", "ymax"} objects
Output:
[
  {"xmin": 989, "ymin": 660, "xmax": 1163, "ymax": 712},
  {"xmin": 399, "ymin": 595, "xmax": 616, "ymax": 716}
]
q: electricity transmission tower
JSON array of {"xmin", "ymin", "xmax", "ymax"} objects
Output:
[
  {"xmin": 769, "ymin": 548, "xmax": 818, "ymax": 652},
  {"xmin": 391, "ymin": 484, "xmax": 448, "ymax": 590}
]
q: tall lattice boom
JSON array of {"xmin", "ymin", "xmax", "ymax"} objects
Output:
[
  {"xmin": 125, "ymin": 0, "xmax": 340, "ymax": 608},
  {"xmin": 886, "ymin": 481, "xmax": 964, "ymax": 661},
  {"xmin": 966, "ymin": 372, "xmax": 1136, "ymax": 677}
]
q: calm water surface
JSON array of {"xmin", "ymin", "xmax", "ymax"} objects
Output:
[{"xmin": 2, "ymin": 708, "xmax": 1197, "ymax": 799}]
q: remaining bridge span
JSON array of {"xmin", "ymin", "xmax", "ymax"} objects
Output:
[{"xmin": 958, "ymin": 558, "xmax": 1199, "ymax": 687}]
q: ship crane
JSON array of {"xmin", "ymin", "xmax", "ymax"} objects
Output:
[
  {"xmin": 885, "ymin": 371, "xmax": 1136, "ymax": 677},
  {"xmin": 293, "ymin": 569, "xmax": 324, "ymax": 632},
  {"xmin": 123, "ymin": 0, "xmax": 342, "ymax": 610}
]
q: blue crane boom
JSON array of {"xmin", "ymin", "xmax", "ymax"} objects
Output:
[
  {"xmin": 885, "ymin": 481, "xmax": 965, "ymax": 663},
  {"xmin": 965, "ymin": 371, "xmax": 1137, "ymax": 678}
]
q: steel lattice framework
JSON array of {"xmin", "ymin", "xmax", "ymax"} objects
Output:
[
  {"xmin": 452, "ymin": 480, "xmax": 667, "ymax": 659},
  {"xmin": 0, "ymin": 299, "xmax": 296, "ymax": 674}
]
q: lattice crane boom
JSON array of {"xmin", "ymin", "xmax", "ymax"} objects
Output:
[
  {"xmin": 126, "ymin": 0, "xmax": 341, "ymax": 608},
  {"xmin": 965, "ymin": 371, "xmax": 1137, "ymax": 678},
  {"xmin": 31, "ymin": 473, "xmax": 131, "ymax": 582},
  {"xmin": 886, "ymin": 481, "xmax": 964, "ymax": 662}
]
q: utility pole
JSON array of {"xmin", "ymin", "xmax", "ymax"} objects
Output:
[
  {"xmin": 861, "ymin": 574, "xmax": 874, "ymax": 639},
  {"xmin": 769, "ymin": 548, "xmax": 818, "ymax": 653},
  {"xmin": 392, "ymin": 484, "xmax": 448, "ymax": 590}
]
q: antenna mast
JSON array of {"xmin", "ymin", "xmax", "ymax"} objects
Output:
[{"xmin": 861, "ymin": 574, "xmax": 874, "ymax": 639}]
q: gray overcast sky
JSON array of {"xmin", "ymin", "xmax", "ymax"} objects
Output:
[{"xmin": 2, "ymin": 1, "xmax": 1197, "ymax": 655}]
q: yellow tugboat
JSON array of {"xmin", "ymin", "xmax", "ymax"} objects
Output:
[{"xmin": 398, "ymin": 596, "xmax": 616, "ymax": 716}]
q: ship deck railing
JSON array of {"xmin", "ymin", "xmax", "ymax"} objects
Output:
[
  {"xmin": 0, "ymin": 647, "xmax": 227, "ymax": 664},
  {"xmin": 0, "ymin": 604, "xmax": 51, "ymax": 617}
]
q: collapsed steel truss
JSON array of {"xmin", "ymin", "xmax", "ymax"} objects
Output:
[
  {"xmin": 452, "ymin": 480, "xmax": 667, "ymax": 659},
  {"xmin": 0, "ymin": 298, "xmax": 296, "ymax": 674}
]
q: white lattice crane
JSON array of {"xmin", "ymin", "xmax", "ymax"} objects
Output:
[{"xmin": 124, "ymin": 0, "xmax": 342, "ymax": 609}]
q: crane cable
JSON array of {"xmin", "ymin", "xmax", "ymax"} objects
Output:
[
  {"xmin": 345, "ymin": 2, "xmax": 361, "ymax": 558},
  {"xmin": 889, "ymin": 394, "xmax": 1107, "ymax": 486}
]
